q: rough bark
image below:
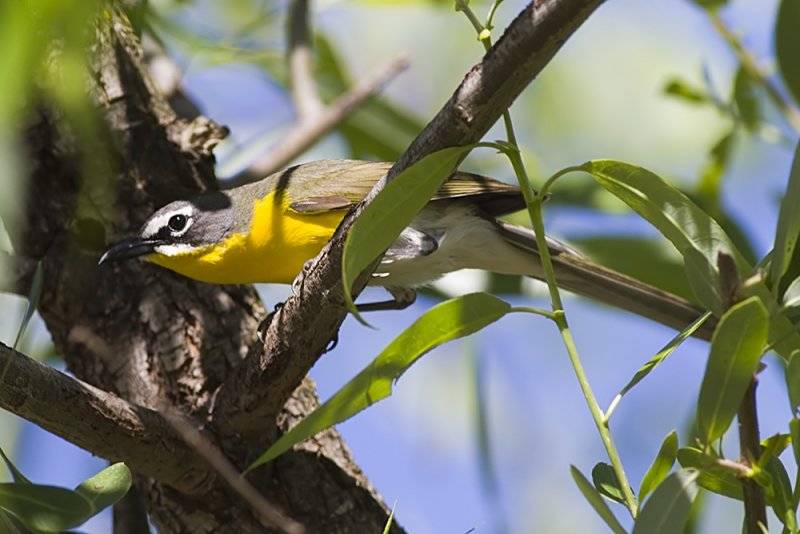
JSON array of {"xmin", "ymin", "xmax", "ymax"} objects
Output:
[{"xmin": 4, "ymin": 0, "xmax": 604, "ymax": 531}]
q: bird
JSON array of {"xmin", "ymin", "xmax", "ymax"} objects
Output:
[{"xmin": 99, "ymin": 159, "xmax": 712, "ymax": 339}]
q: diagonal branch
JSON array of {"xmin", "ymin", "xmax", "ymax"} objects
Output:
[
  {"xmin": 210, "ymin": 0, "xmax": 606, "ymax": 438},
  {"xmin": 0, "ymin": 342, "xmax": 212, "ymax": 495}
]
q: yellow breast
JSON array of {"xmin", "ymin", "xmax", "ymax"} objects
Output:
[{"xmin": 149, "ymin": 191, "xmax": 346, "ymax": 284}]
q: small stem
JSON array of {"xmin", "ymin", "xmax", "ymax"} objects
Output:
[
  {"xmin": 709, "ymin": 11, "xmax": 800, "ymax": 134},
  {"xmin": 738, "ymin": 376, "xmax": 767, "ymax": 534},
  {"xmin": 458, "ymin": 2, "xmax": 638, "ymax": 518}
]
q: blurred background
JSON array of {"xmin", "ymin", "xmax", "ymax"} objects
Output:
[{"xmin": 0, "ymin": 0, "xmax": 797, "ymax": 531}]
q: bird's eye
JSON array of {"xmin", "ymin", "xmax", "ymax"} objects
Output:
[{"xmin": 168, "ymin": 214, "xmax": 188, "ymax": 232}]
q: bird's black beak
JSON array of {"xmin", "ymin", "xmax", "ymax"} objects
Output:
[{"xmin": 98, "ymin": 237, "xmax": 158, "ymax": 265}]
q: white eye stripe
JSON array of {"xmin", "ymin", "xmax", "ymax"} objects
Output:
[{"xmin": 142, "ymin": 205, "xmax": 195, "ymax": 238}]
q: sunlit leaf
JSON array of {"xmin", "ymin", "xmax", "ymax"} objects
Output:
[
  {"xmin": 73, "ymin": 463, "xmax": 132, "ymax": 515},
  {"xmin": 579, "ymin": 160, "xmax": 751, "ymax": 276},
  {"xmin": 0, "ymin": 484, "xmax": 93, "ymax": 532},
  {"xmin": 697, "ymin": 297, "xmax": 768, "ymax": 443},
  {"xmin": 632, "ymin": 470, "xmax": 698, "ymax": 534},
  {"xmin": 248, "ymin": 293, "xmax": 511, "ymax": 470},
  {"xmin": 606, "ymin": 312, "xmax": 711, "ymax": 420},
  {"xmin": 677, "ymin": 448, "xmax": 743, "ymax": 501},
  {"xmin": 776, "ymin": 0, "xmax": 800, "ymax": 106},
  {"xmin": 762, "ymin": 456, "xmax": 794, "ymax": 527},
  {"xmin": 639, "ymin": 431, "xmax": 679, "ymax": 503},
  {"xmin": 683, "ymin": 247, "xmax": 723, "ymax": 316},
  {"xmin": 342, "ymin": 146, "xmax": 469, "ymax": 317},
  {"xmin": 570, "ymin": 466, "xmax": 627, "ymax": 534}
]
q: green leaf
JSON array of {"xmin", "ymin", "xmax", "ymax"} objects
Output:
[
  {"xmin": 632, "ymin": 470, "xmax": 698, "ymax": 534},
  {"xmin": 570, "ymin": 466, "xmax": 627, "ymax": 534},
  {"xmin": 763, "ymin": 456, "xmax": 794, "ymax": 527},
  {"xmin": 579, "ymin": 160, "xmax": 751, "ymax": 276},
  {"xmin": 605, "ymin": 312, "xmax": 711, "ymax": 420},
  {"xmin": 683, "ymin": 247, "xmax": 724, "ymax": 316},
  {"xmin": 677, "ymin": 447, "xmax": 743, "ymax": 501},
  {"xmin": 639, "ymin": 431, "xmax": 679, "ymax": 503},
  {"xmin": 697, "ymin": 297, "xmax": 768, "ymax": 443},
  {"xmin": 591, "ymin": 463, "xmax": 626, "ymax": 505},
  {"xmin": 782, "ymin": 277, "xmax": 800, "ymax": 310},
  {"xmin": 572, "ymin": 236, "xmax": 696, "ymax": 302},
  {"xmin": 342, "ymin": 146, "xmax": 469, "ymax": 317},
  {"xmin": 788, "ymin": 352, "xmax": 800, "ymax": 414},
  {"xmin": 382, "ymin": 502, "xmax": 396, "ymax": 534},
  {"xmin": 73, "ymin": 463, "xmax": 132, "ymax": 515},
  {"xmin": 732, "ymin": 66, "xmax": 759, "ymax": 130},
  {"xmin": 0, "ymin": 463, "xmax": 130, "ymax": 533},
  {"xmin": 790, "ymin": 419, "xmax": 800, "ymax": 484},
  {"xmin": 0, "ymin": 484, "xmax": 93, "ymax": 532},
  {"xmin": 772, "ymin": 141, "xmax": 800, "ymax": 290},
  {"xmin": 248, "ymin": 293, "xmax": 511, "ymax": 470},
  {"xmin": 663, "ymin": 79, "xmax": 709, "ymax": 105},
  {"xmin": 688, "ymin": 0, "xmax": 729, "ymax": 8},
  {"xmin": 0, "ymin": 448, "xmax": 30, "ymax": 485},
  {"xmin": 776, "ymin": 0, "xmax": 800, "ymax": 106},
  {"xmin": 696, "ymin": 129, "xmax": 735, "ymax": 205},
  {"xmin": 758, "ymin": 434, "xmax": 792, "ymax": 469}
]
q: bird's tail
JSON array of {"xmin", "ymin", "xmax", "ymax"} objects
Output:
[{"xmin": 495, "ymin": 222, "xmax": 715, "ymax": 340}]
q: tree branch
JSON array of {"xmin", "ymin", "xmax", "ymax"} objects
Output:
[
  {"xmin": 210, "ymin": 0, "xmax": 606, "ymax": 438},
  {"xmin": 0, "ymin": 342, "xmax": 214, "ymax": 495}
]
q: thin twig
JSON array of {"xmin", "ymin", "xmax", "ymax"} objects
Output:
[
  {"xmin": 288, "ymin": 0, "xmax": 323, "ymax": 119},
  {"xmin": 709, "ymin": 11, "xmax": 800, "ymax": 135},
  {"xmin": 232, "ymin": 56, "xmax": 408, "ymax": 184},
  {"xmin": 164, "ymin": 411, "xmax": 305, "ymax": 534}
]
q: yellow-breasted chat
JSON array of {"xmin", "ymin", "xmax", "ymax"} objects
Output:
[{"xmin": 99, "ymin": 159, "xmax": 710, "ymax": 338}]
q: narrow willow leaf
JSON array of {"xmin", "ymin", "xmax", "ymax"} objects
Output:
[
  {"xmin": 782, "ymin": 277, "xmax": 800, "ymax": 310},
  {"xmin": 697, "ymin": 297, "xmax": 768, "ymax": 443},
  {"xmin": 0, "ymin": 447, "xmax": 29, "ymax": 485},
  {"xmin": 591, "ymin": 463, "xmax": 626, "ymax": 504},
  {"xmin": 663, "ymin": 79, "xmax": 709, "ymax": 105},
  {"xmin": 606, "ymin": 312, "xmax": 711, "ymax": 419},
  {"xmin": 73, "ymin": 463, "xmax": 131, "ymax": 514},
  {"xmin": 683, "ymin": 248, "xmax": 724, "ymax": 316},
  {"xmin": 382, "ymin": 502, "xmax": 396, "ymax": 534},
  {"xmin": 677, "ymin": 448, "xmax": 743, "ymax": 501},
  {"xmin": 579, "ymin": 160, "xmax": 751, "ymax": 276},
  {"xmin": 776, "ymin": 0, "xmax": 800, "ymax": 106},
  {"xmin": 342, "ymin": 146, "xmax": 470, "ymax": 318},
  {"xmin": 790, "ymin": 419, "xmax": 800, "ymax": 488},
  {"xmin": 733, "ymin": 66, "xmax": 759, "ymax": 130},
  {"xmin": 570, "ymin": 466, "xmax": 627, "ymax": 534},
  {"xmin": 639, "ymin": 431, "xmax": 679, "ymax": 503},
  {"xmin": 633, "ymin": 470, "xmax": 698, "ymax": 534},
  {"xmin": 772, "ymin": 141, "xmax": 800, "ymax": 289},
  {"xmin": 697, "ymin": 129, "xmax": 735, "ymax": 204},
  {"xmin": 763, "ymin": 456, "xmax": 794, "ymax": 527},
  {"xmin": 758, "ymin": 434, "xmax": 792, "ymax": 469},
  {"xmin": 0, "ymin": 484, "xmax": 92, "ymax": 532},
  {"xmin": 248, "ymin": 293, "xmax": 511, "ymax": 470}
]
